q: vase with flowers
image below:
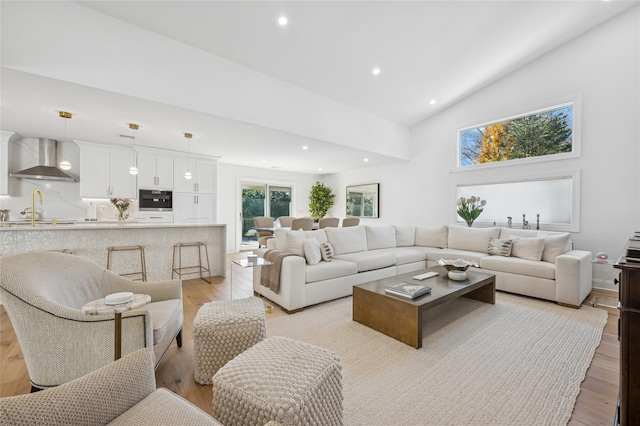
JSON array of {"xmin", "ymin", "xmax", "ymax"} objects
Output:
[
  {"xmin": 110, "ymin": 198, "xmax": 131, "ymax": 221},
  {"xmin": 456, "ymin": 196, "xmax": 487, "ymax": 227}
]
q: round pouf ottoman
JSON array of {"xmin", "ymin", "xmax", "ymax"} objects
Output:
[
  {"xmin": 193, "ymin": 297, "xmax": 267, "ymax": 385},
  {"xmin": 212, "ymin": 335, "xmax": 343, "ymax": 426}
]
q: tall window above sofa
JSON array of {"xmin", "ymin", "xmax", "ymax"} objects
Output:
[{"xmin": 457, "ymin": 100, "xmax": 580, "ymax": 169}]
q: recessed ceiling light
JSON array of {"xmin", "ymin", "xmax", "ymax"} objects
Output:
[
  {"xmin": 302, "ymin": 145, "xmax": 308, "ymax": 150},
  {"xmin": 363, "ymin": 158, "xmax": 369, "ymax": 162},
  {"xmin": 262, "ymin": 160, "xmax": 267, "ymax": 164},
  {"xmin": 372, "ymin": 68, "xmax": 381, "ymax": 76},
  {"xmin": 430, "ymin": 99, "xmax": 436, "ymax": 105},
  {"xmin": 318, "ymin": 168, "xmax": 322, "ymax": 171},
  {"xmin": 278, "ymin": 16, "xmax": 288, "ymax": 26}
]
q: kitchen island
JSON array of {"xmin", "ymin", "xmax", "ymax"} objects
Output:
[{"xmin": 0, "ymin": 222, "xmax": 226, "ymax": 282}]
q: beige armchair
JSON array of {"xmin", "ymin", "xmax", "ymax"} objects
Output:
[
  {"xmin": 0, "ymin": 251, "xmax": 183, "ymax": 391},
  {"xmin": 253, "ymin": 216, "xmax": 275, "ymax": 248},
  {"xmin": 0, "ymin": 349, "xmax": 219, "ymax": 425},
  {"xmin": 342, "ymin": 217, "xmax": 360, "ymax": 227},
  {"xmin": 291, "ymin": 217, "xmax": 314, "ymax": 231},
  {"xmin": 318, "ymin": 217, "xmax": 339, "ymax": 229}
]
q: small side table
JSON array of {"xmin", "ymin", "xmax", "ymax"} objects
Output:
[
  {"xmin": 230, "ymin": 258, "xmax": 273, "ymax": 309},
  {"xmin": 82, "ymin": 294, "xmax": 151, "ymax": 360}
]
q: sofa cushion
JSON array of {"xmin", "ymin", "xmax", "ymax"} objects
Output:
[
  {"xmin": 415, "ymin": 225, "xmax": 448, "ymax": 248},
  {"xmin": 488, "ymin": 238, "xmax": 512, "ymax": 257},
  {"xmin": 510, "ymin": 235, "xmax": 545, "ymax": 262},
  {"xmin": 539, "ymin": 233, "xmax": 571, "ymax": 263},
  {"xmin": 499, "ymin": 228, "xmax": 539, "ymax": 239},
  {"xmin": 325, "ymin": 226, "xmax": 368, "ymax": 255},
  {"xmin": 480, "ymin": 256, "xmax": 556, "ymax": 280},
  {"xmin": 304, "ymin": 238, "xmax": 322, "ymax": 265},
  {"xmin": 285, "ymin": 230, "xmax": 306, "ymax": 257},
  {"xmin": 274, "ymin": 228, "xmax": 288, "ymax": 250},
  {"xmin": 333, "ymin": 251, "xmax": 396, "ymax": 272},
  {"xmin": 448, "ymin": 226, "xmax": 500, "ymax": 253},
  {"xmin": 395, "ymin": 225, "xmax": 416, "ymax": 247},
  {"xmin": 427, "ymin": 249, "xmax": 490, "ymax": 265},
  {"xmin": 145, "ymin": 299, "xmax": 183, "ymax": 344},
  {"xmin": 376, "ymin": 247, "xmax": 427, "ymax": 266},
  {"xmin": 305, "ymin": 259, "xmax": 359, "ymax": 283},
  {"xmin": 366, "ymin": 225, "xmax": 396, "ymax": 250},
  {"xmin": 274, "ymin": 229, "xmax": 327, "ymax": 251},
  {"xmin": 321, "ymin": 241, "xmax": 334, "ymax": 262}
]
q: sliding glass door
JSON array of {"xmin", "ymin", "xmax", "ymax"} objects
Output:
[{"xmin": 240, "ymin": 183, "xmax": 292, "ymax": 249}]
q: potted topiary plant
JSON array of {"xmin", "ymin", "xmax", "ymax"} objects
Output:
[{"xmin": 308, "ymin": 181, "xmax": 336, "ymax": 221}]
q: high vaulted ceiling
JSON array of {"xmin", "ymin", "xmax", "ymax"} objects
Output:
[{"xmin": 1, "ymin": 1, "xmax": 636, "ymax": 174}]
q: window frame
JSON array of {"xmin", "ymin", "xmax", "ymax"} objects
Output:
[
  {"xmin": 455, "ymin": 97, "xmax": 581, "ymax": 172},
  {"xmin": 453, "ymin": 170, "xmax": 581, "ymax": 232}
]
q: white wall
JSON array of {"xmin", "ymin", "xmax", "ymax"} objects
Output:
[
  {"xmin": 327, "ymin": 6, "xmax": 640, "ymax": 291},
  {"xmin": 217, "ymin": 162, "xmax": 321, "ymax": 253}
]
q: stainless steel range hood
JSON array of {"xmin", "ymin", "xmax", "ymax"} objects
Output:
[{"xmin": 10, "ymin": 138, "xmax": 77, "ymax": 182}]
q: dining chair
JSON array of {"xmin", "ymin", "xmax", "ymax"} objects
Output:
[
  {"xmin": 291, "ymin": 217, "xmax": 314, "ymax": 231},
  {"xmin": 342, "ymin": 217, "xmax": 360, "ymax": 227},
  {"xmin": 276, "ymin": 216, "xmax": 295, "ymax": 227},
  {"xmin": 253, "ymin": 217, "xmax": 275, "ymax": 248},
  {"xmin": 318, "ymin": 217, "xmax": 340, "ymax": 229}
]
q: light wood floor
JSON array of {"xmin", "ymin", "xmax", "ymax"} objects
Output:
[{"xmin": 0, "ymin": 256, "xmax": 619, "ymax": 425}]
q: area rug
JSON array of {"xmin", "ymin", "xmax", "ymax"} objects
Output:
[{"xmin": 265, "ymin": 292, "xmax": 607, "ymax": 426}]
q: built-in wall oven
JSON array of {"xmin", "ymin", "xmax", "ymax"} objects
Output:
[{"xmin": 139, "ymin": 189, "xmax": 173, "ymax": 211}]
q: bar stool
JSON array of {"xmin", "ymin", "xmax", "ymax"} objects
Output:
[
  {"xmin": 172, "ymin": 242, "xmax": 212, "ymax": 284},
  {"xmin": 106, "ymin": 245, "xmax": 147, "ymax": 282}
]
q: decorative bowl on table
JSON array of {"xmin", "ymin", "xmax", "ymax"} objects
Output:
[{"xmin": 437, "ymin": 259, "xmax": 479, "ymax": 281}]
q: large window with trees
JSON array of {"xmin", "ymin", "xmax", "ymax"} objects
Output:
[{"xmin": 458, "ymin": 102, "xmax": 578, "ymax": 169}]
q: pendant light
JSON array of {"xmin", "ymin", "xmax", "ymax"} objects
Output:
[
  {"xmin": 184, "ymin": 132, "xmax": 193, "ymax": 180},
  {"xmin": 58, "ymin": 111, "xmax": 72, "ymax": 170},
  {"xmin": 128, "ymin": 123, "xmax": 139, "ymax": 175}
]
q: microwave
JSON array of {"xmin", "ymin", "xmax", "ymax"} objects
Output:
[{"xmin": 139, "ymin": 189, "xmax": 172, "ymax": 211}]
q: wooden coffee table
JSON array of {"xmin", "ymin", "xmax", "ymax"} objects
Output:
[{"xmin": 353, "ymin": 266, "xmax": 495, "ymax": 348}]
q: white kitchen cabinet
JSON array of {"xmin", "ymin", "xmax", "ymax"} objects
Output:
[
  {"xmin": 173, "ymin": 193, "xmax": 216, "ymax": 224},
  {"xmin": 136, "ymin": 152, "xmax": 173, "ymax": 189},
  {"xmin": 173, "ymin": 157, "xmax": 217, "ymax": 194},
  {"xmin": 77, "ymin": 142, "xmax": 136, "ymax": 199}
]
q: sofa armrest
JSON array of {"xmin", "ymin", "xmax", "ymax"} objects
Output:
[
  {"xmin": 0, "ymin": 349, "xmax": 156, "ymax": 425},
  {"xmin": 555, "ymin": 250, "xmax": 593, "ymax": 307},
  {"xmin": 253, "ymin": 255, "xmax": 307, "ymax": 312}
]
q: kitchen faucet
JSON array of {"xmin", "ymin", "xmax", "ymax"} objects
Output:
[{"xmin": 31, "ymin": 188, "xmax": 43, "ymax": 227}]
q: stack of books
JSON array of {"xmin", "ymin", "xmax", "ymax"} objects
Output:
[
  {"xmin": 626, "ymin": 234, "xmax": 640, "ymax": 263},
  {"xmin": 385, "ymin": 282, "xmax": 431, "ymax": 299}
]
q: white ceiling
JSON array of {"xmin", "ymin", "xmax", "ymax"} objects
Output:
[{"xmin": 1, "ymin": 1, "xmax": 636, "ymax": 174}]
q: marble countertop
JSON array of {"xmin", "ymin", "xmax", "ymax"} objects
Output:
[{"xmin": 0, "ymin": 220, "xmax": 225, "ymax": 231}]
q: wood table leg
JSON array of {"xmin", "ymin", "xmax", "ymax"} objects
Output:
[{"xmin": 114, "ymin": 311, "xmax": 122, "ymax": 360}]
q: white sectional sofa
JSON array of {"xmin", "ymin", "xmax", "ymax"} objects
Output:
[{"xmin": 253, "ymin": 225, "xmax": 592, "ymax": 313}]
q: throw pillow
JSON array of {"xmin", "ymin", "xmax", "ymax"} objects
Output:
[
  {"xmin": 285, "ymin": 229, "xmax": 306, "ymax": 257},
  {"xmin": 540, "ymin": 233, "xmax": 571, "ymax": 263},
  {"xmin": 321, "ymin": 241, "xmax": 334, "ymax": 262},
  {"xmin": 509, "ymin": 235, "xmax": 545, "ymax": 261},
  {"xmin": 304, "ymin": 238, "xmax": 322, "ymax": 265},
  {"xmin": 488, "ymin": 238, "xmax": 512, "ymax": 257}
]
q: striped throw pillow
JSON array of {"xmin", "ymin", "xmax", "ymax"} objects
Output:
[
  {"xmin": 488, "ymin": 238, "xmax": 512, "ymax": 257},
  {"xmin": 321, "ymin": 241, "xmax": 334, "ymax": 262}
]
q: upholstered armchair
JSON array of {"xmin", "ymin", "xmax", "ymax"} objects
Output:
[
  {"xmin": 254, "ymin": 216, "xmax": 275, "ymax": 248},
  {"xmin": 318, "ymin": 217, "xmax": 339, "ymax": 228},
  {"xmin": 0, "ymin": 251, "xmax": 183, "ymax": 391}
]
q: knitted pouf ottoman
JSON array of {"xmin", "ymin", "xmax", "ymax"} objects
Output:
[
  {"xmin": 212, "ymin": 335, "xmax": 343, "ymax": 426},
  {"xmin": 193, "ymin": 297, "xmax": 267, "ymax": 385}
]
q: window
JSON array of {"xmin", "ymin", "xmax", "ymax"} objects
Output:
[
  {"xmin": 458, "ymin": 102, "xmax": 579, "ymax": 169},
  {"xmin": 455, "ymin": 171, "xmax": 580, "ymax": 232}
]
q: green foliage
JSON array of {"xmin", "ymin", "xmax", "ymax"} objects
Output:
[
  {"xmin": 457, "ymin": 196, "xmax": 487, "ymax": 227},
  {"xmin": 308, "ymin": 181, "xmax": 336, "ymax": 220}
]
